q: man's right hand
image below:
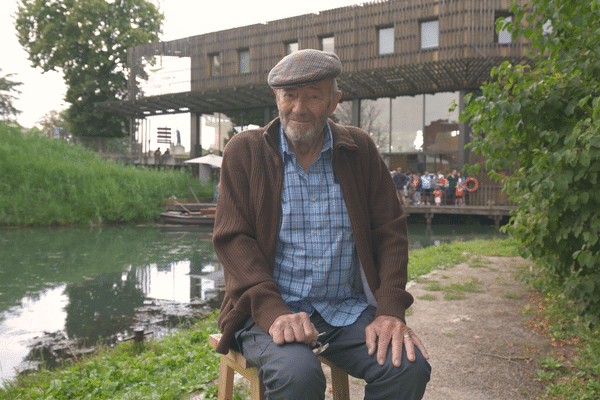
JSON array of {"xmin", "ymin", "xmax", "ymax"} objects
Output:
[{"xmin": 268, "ymin": 312, "xmax": 319, "ymax": 347}]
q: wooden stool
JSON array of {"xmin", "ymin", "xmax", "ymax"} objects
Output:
[{"xmin": 209, "ymin": 333, "xmax": 350, "ymax": 400}]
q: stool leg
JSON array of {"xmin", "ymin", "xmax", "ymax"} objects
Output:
[
  {"xmin": 330, "ymin": 366, "xmax": 350, "ymax": 400},
  {"xmin": 217, "ymin": 356, "xmax": 235, "ymax": 400},
  {"xmin": 249, "ymin": 375, "xmax": 266, "ymax": 400}
]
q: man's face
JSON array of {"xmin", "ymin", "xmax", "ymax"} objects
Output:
[{"xmin": 275, "ymin": 78, "xmax": 341, "ymax": 145}]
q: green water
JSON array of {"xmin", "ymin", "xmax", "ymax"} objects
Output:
[{"xmin": 0, "ymin": 223, "xmax": 503, "ymax": 385}]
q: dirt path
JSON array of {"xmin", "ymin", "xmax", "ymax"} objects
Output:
[{"xmin": 323, "ymin": 255, "xmax": 551, "ymax": 400}]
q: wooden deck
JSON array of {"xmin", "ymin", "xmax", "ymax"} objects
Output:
[
  {"xmin": 163, "ymin": 202, "xmax": 514, "ymax": 229},
  {"xmin": 404, "ymin": 205, "xmax": 515, "ymax": 228}
]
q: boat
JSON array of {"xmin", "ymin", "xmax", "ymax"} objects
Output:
[{"xmin": 159, "ymin": 210, "xmax": 215, "ymax": 226}]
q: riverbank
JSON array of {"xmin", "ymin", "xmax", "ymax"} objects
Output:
[
  {"xmin": 0, "ymin": 121, "xmax": 212, "ymax": 226},
  {"xmin": 1, "ymin": 239, "xmax": 598, "ymax": 399}
]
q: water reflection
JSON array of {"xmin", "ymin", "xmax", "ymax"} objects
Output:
[
  {"xmin": 0, "ymin": 226, "xmax": 220, "ymax": 386},
  {"xmin": 0, "ymin": 223, "xmax": 503, "ymax": 386}
]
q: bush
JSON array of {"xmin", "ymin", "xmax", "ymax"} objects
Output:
[{"xmin": 461, "ymin": 0, "xmax": 600, "ymax": 319}]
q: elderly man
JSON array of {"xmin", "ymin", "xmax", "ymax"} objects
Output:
[{"xmin": 213, "ymin": 49, "xmax": 430, "ymax": 400}]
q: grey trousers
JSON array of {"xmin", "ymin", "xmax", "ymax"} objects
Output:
[{"xmin": 232, "ymin": 306, "xmax": 431, "ymax": 400}]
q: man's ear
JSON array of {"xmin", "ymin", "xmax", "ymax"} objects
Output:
[{"xmin": 328, "ymin": 90, "xmax": 343, "ymax": 116}]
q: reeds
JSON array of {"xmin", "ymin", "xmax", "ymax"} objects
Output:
[{"xmin": 0, "ymin": 122, "xmax": 212, "ymax": 226}]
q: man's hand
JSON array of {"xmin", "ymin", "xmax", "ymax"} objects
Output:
[
  {"xmin": 268, "ymin": 312, "xmax": 319, "ymax": 347},
  {"xmin": 365, "ymin": 315, "xmax": 429, "ymax": 367}
]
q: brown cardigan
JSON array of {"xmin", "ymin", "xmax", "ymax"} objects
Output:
[{"xmin": 212, "ymin": 118, "xmax": 412, "ymax": 354}]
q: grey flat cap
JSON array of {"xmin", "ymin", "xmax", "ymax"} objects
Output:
[{"xmin": 268, "ymin": 49, "xmax": 342, "ymax": 89}]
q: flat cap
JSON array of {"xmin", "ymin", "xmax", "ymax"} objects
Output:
[{"xmin": 268, "ymin": 49, "xmax": 342, "ymax": 89}]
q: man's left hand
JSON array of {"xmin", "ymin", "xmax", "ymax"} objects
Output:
[{"xmin": 365, "ymin": 315, "xmax": 429, "ymax": 367}]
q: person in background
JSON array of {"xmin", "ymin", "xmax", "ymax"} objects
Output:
[
  {"xmin": 420, "ymin": 171, "xmax": 432, "ymax": 206},
  {"xmin": 393, "ymin": 167, "xmax": 409, "ymax": 205},
  {"xmin": 412, "ymin": 172, "xmax": 422, "ymax": 206},
  {"xmin": 446, "ymin": 169, "xmax": 458, "ymax": 206},
  {"xmin": 213, "ymin": 49, "xmax": 430, "ymax": 400},
  {"xmin": 456, "ymin": 171, "xmax": 466, "ymax": 206}
]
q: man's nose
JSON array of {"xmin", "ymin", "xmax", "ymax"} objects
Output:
[{"xmin": 292, "ymin": 96, "xmax": 309, "ymax": 114}]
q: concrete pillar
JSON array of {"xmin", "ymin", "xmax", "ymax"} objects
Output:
[
  {"xmin": 264, "ymin": 106, "xmax": 272, "ymax": 126},
  {"xmin": 351, "ymin": 99, "xmax": 361, "ymax": 128},
  {"xmin": 190, "ymin": 112, "xmax": 202, "ymax": 158}
]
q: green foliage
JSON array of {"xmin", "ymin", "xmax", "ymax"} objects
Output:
[
  {"xmin": 15, "ymin": 0, "xmax": 164, "ymax": 138},
  {"xmin": 37, "ymin": 109, "xmax": 71, "ymax": 140},
  {"xmin": 0, "ymin": 69, "xmax": 23, "ymax": 121},
  {"xmin": 0, "ymin": 122, "xmax": 212, "ymax": 226},
  {"xmin": 0, "ymin": 312, "xmax": 222, "ymax": 399},
  {"xmin": 461, "ymin": 0, "xmax": 600, "ymax": 319}
]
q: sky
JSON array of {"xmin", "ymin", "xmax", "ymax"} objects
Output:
[{"xmin": 1, "ymin": 0, "xmax": 364, "ymax": 148}]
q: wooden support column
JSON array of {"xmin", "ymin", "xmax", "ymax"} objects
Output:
[
  {"xmin": 425, "ymin": 209, "xmax": 434, "ymax": 229},
  {"xmin": 458, "ymin": 90, "xmax": 471, "ymax": 170}
]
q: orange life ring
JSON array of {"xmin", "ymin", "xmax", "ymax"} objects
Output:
[
  {"xmin": 465, "ymin": 177, "xmax": 479, "ymax": 192},
  {"xmin": 412, "ymin": 178, "xmax": 419, "ymax": 188},
  {"xmin": 439, "ymin": 177, "xmax": 447, "ymax": 187}
]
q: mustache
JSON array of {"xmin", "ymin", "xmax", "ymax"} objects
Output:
[{"xmin": 285, "ymin": 113, "xmax": 312, "ymax": 122}]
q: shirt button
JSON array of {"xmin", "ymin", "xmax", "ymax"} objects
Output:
[
  {"xmin": 315, "ymin": 262, "xmax": 319, "ymax": 267},
  {"xmin": 311, "ymin": 197, "xmax": 316, "ymax": 202}
]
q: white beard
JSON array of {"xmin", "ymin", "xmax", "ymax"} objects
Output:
[{"xmin": 280, "ymin": 112, "xmax": 329, "ymax": 146}]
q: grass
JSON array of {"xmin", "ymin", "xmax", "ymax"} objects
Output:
[
  {"xmin": 406, "ymin": 237, "xmax": 517, "ymax": 280},
  {"xmin": 522, "ymin": 290, "xmax": 600, "ymax": 399},
  {"xmin": 0, "ymin": 122, "xmax": 213, "ymax": 226}
]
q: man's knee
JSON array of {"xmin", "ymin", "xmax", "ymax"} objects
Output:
[
  {"xmin": 365, "ymin": 349, "xmax": 431, "ymax": 399},
  {"xmin": 258, "ymin": 345, "xmax": 327, "ymax": 400}
]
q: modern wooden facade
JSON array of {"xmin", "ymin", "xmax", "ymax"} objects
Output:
[
  {"xmin": 99, "ymin": 0, "xmax": 530, "ymax": 118},
  {"xmin": 97, "ymin": 0, "xmax": 531, "ymax": 208}
]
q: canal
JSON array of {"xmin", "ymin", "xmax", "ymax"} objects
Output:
[{"xmin": 0, "ymin": 223, "xmax": 504, "ymax": 386}]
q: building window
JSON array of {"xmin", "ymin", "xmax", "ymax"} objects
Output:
[
  {"xmin": 320, "ymin": 36, "xmax": 335, "ymax": 53},
  {"xmin": 238, "ymin": 49, "xmax": 250, "ymax": 74},
  {"xmin": 495, "ymin": 12, "xmax": 513, "ymax": 44},
  {"xmin": 420, "ymin": 19, "xmax": 439, "ymax": 49},
  {"xmin": 378, "ymin": 27, "xmax": 394, "ymax": 55},
  {"xmin": 285, "ymin": 41, "xmax": 299, "ymax": 55},
  {"xmin": 209, "ymin": 53, "xmax": 221, "ymax": 77}
]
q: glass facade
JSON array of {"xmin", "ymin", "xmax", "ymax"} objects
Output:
[{"xmin": 335, "ymin": 91, "xmax": 461, "ymax": 174}]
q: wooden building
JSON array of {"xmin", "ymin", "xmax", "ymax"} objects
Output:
[{"xmin": 97, "ymin": 0, "xmax": 531, "ymax": 206}]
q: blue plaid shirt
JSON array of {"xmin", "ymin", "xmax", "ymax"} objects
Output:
[{"xmin": 274, "ymin": 123, "xmax": 368, "ymax": 327}]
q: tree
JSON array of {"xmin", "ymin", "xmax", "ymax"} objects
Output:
[
  {"xmin": 38, "ymin": 109, "xmax": 70, "ymax": 140},
  {"xmin": 0, "ymin": 69, "xmax": 23, "ymax": 122},
  {"xmin": 462, "ymin": 0, "xmax": 600, "ymax": 318},
  {"xmin": 15, "ymin": 0, "xmax": 164, "ymax": 139},
  {"xmin": 335, "ymin": 100, "xmax": 386, "ymax": 149}
]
